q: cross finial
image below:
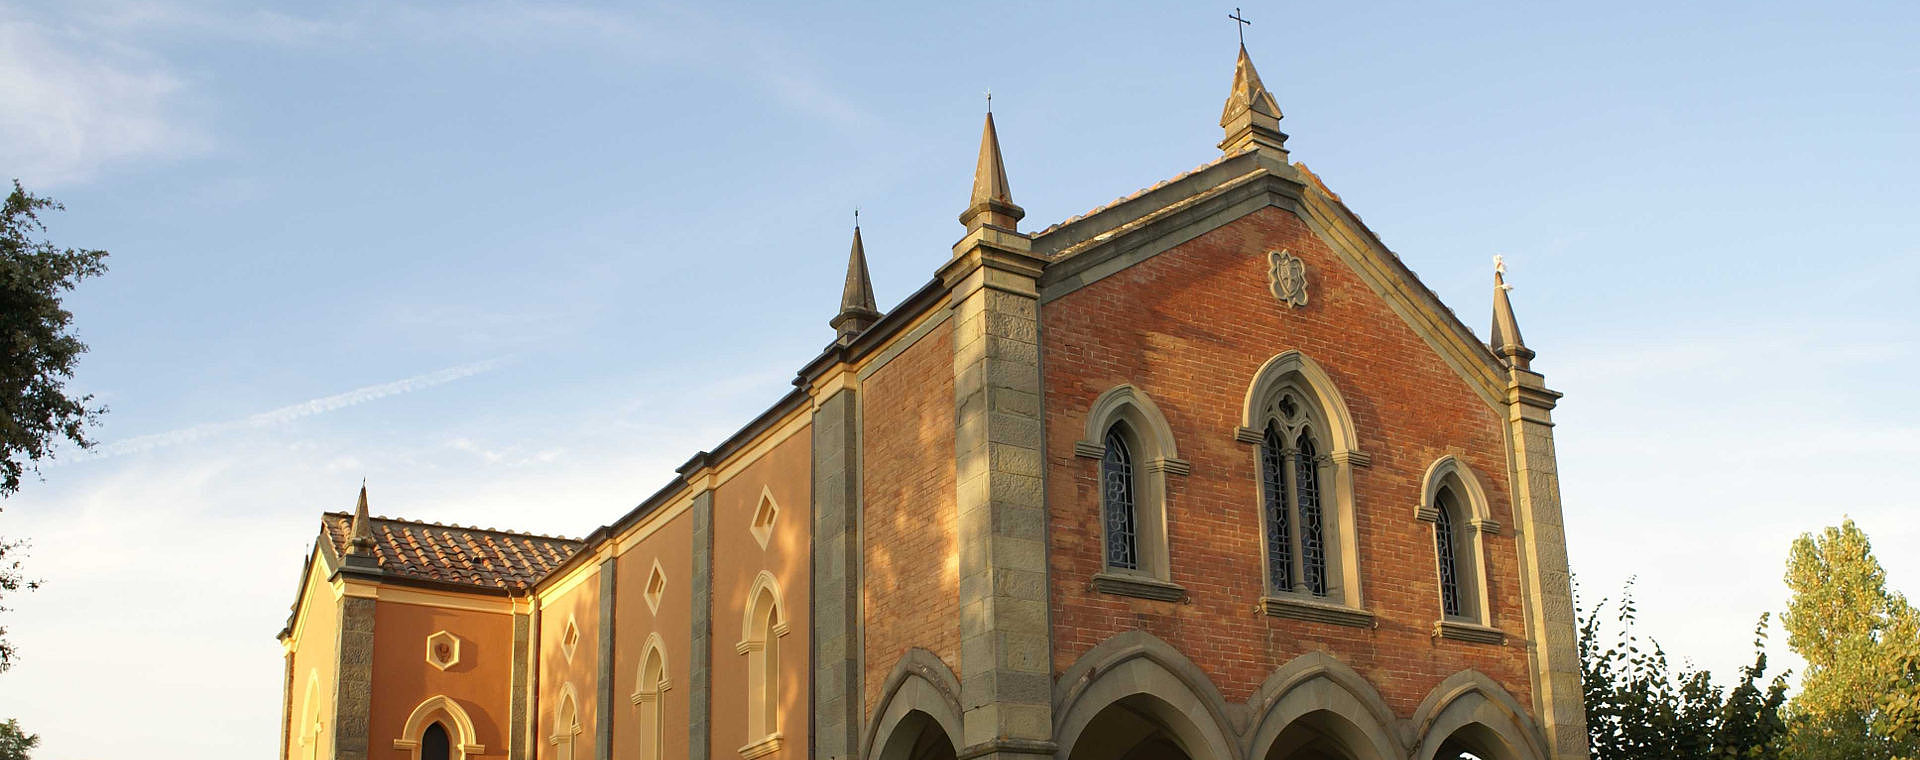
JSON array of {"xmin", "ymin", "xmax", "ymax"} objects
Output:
[
  {"xmin": 854, "ymin": 206, "xmax": 860, "ymax": 229},
  {"xmin": 1229, "ymin": 7, "xmax": 1251, "ymax": 45},
  {"xmin": 985, "ymin": 89, "xmax": 992, "ymax": 114}
]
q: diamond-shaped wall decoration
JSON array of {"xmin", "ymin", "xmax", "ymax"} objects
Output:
[
  {"xmin": 426, "ymin": 630, "xmax": 461, "ymax": 671},
  {"xmin": 750, "ymin": 488, "xmax": 779, "ymax": 550},
  {"xmin": 561, "ymin": 615, "xmax": 581, "ymax": 662},
  {"xmin": 644, "ymin": 561, "xmax": 666, "ymax": 615}
]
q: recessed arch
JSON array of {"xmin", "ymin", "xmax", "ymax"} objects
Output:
[
  {"xmin": 551, "ymin": 682, "xmax": 583, "ymax": 760},
  {"xmin": 393, "ymin": 695, "xmax": 486, "ymax": 760},
  {"xmin": 1237, "ymin": 350, "xmax": 1369, "ymax": 610},
  {"xmin": 863, "ymin": 649, "xmax": 964, "ymax": 760},
  {"xmin": 1055, "ymin": 632, "xmax": 1239, "ymax": 760},
  {"xmin": 738, "ymin": 571, "xmax": 791, "ymax": 646},
  {"xmin": 1407, "ymin": 671, "xmax": 1547, "ymax": 760},
  {"xmin": 631, "ymin": 634, "xmax": 670, "ymax": 760},
  {"xmin": 1416, "ymin": 456, "xmax": 1495, "ymax": 528},
  {"xmin": 1417, "ymin": 456, "xmax": 1500, "ymax": 629},
  {"xmin": 1076, "ymin": 384, "xmax": 1190, "ymax": 589},
  {"xmin": 298, "ymin": 670, "xmax": 325, "ymax": 760},
  {"xmin": 1244, "ymin": 652, "xmax": 1400, "ymax": 760},
  {"xmin": 1237, "ymin": 350, "xmax": 1361, "ymax": 456}
]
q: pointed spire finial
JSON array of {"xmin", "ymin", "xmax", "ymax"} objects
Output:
[
  {"xmin": 347, "ymin": 480, "xmax": 375, "ymax": 555},
  {"xmin": 960, "ymin": 109, "xmax": 1025, "ymax": 232},
  {"xmin": 1490, "ymin": 255, "xmax": 1535, "ymax": 370},
  {"xmin": 831, "ymin": 217, "xmax": 880, "ymax": 343},
  {"xmin": 1219, "ymin": 43, "xmax": 1289, "ymax": 157}
]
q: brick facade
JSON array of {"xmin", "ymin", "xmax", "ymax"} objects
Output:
[{"xmin": 1042, "ymin": 207, "xmax": 1531, "ymax": 713}]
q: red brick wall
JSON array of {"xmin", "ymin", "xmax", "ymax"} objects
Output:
[
  {"xmin": 1041, "ymin": 206, "xmax": 1531, "ymax": 715},
  {"xmin": 861, "ymin": 319, "xmax": 960, "ymax": 711}
]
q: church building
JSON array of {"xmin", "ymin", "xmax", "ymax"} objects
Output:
[{"xmin": 277, "ymin": 42, "xmax": 1589, "ymax": 760}]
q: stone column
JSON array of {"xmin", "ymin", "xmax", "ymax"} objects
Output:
[
  {"xmin": 1506, "ymin": 369, "xmax": 1589, "ymax": 760},
  {"xmin": 332, "ymin": 593, "xmax": 376, "ymax": 760},
  {"xmin": 941, "ymin": 227, "xmax": 1055, "ymax": 758},
  {"xmin": 512, "ymin": 606, "xmax": 537, "ymax": 760},
  {"xmin": 595, "ymin": 557, "xmax": 617, "ymax": 760},
  {"xmin": 688, "ymin": 485, "xmax": 717, "ymax": 760},
  {"xmin": 811, "ymin": 375, "xmax": 863, "ymax": 759}
]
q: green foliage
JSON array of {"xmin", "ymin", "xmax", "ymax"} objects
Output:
[
  {"xmin": 1780, "ymin": 519, "xmax": 1920, "ymax": 760},
  {"xmin": 0, "ymin": 180, "xmax": 107, "ymax": 674},
  {"xmin": 1579, "ymin": 579, "xmax": 1788, "ymax": 760},
  {"xmin": 0, "ymin": 719, "xmax": 37, "ymax": 760},
  {"xmin": 0, "ymin": 180, "xmax": 109, "ymax": 496}
]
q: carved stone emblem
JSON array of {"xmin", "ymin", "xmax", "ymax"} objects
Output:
[{"xmin": 1268, "ymin": 249, "xmax": 1308, "ymax": 308}]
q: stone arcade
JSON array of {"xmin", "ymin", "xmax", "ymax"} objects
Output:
[{"xmin": 277, "ymin": 42, "xmax": 1589, "ymax": 760}]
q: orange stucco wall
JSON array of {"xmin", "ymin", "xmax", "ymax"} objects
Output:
[
  {"xmin": 1041, "ymin": 206, "xmax": 1531, "ymax": 714},
  {"xmin": 709, "ymin": 422, "xmax": 811, "ymax": 756},
  {"xmin": 285, "ymin": 558, "xmax": 341, "ymax": 760},
  {"xmin": 538, "ymin": 564, "xmax": 601, "ymax": 760},
  {"xmin": 368, "ymin": 599, "xmax": 515, "ymax": 757},
  {"xmin": 859, "ymin": 318, "xmax": 960, "ymax": 710},
  {"xmin": 611, "ymin": 511, "xmax": 694, "ymax": 760}
]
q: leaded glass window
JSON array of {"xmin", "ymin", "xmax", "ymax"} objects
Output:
[
  {"xmin": 1261, "ymin": 425, "xmax": 1292, "ymax": 593},
  {"xmin": 1436, "ymin": 490, "xmax": 1462, "ymax": 618},
  {"xmin": 1101, "ymin": 428, "xmax": 1138, "ymax": 570},
  {"xmin": 1295, "ymin": 432, "xmax": 1327, "ymax": 597}
]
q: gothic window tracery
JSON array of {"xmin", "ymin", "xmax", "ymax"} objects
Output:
[
  {"xmin": 1258, "ymin": 389, "xmax": 1336, "ymax": 600},
  {"xmin": 1102, "ymin": 427, "xmax": 1139, "ymax": 571}
]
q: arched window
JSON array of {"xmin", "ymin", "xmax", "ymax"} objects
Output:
[
  {"xmin": 394, "ymin": 695, "xmax": 485, "ymax": 760},
  {"xmin": 1238, "ymin": 350, "xmax": 1370, "ymax": 624},
  {"xmin": 1418, "ymin": 456, "xmax": 1504, "ymax": 643},
  {"xmin": 1258, "ymin": 393, "xmax": 1334, "ymax": 599},
  {"xmin": 421, "ymin": 723, "xmax": 450, "ymax": 760},
  {"xmin": 739, "ymin": 572, "xmax": 789, "ymax": 758},
  {"xmin": 1101, "ymin": 426, "xmax": 1138, "ymax": 571},
  {"xmin": 552, "ymin": 687, "xmax": 581, "ymax": 760},
  {"xmin": 1076, "ymin": 385, "xmax": 1188, "ymax": 601},
  {"xmin": 631, "ymin": 635, "xmax": 670, "ymax": 760},
  {"xmin": 299, "ymin": 671, "xmax": 324, "ymax": 760}
]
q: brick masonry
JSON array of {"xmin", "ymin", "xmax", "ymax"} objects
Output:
[
  {"xmin": 860, "ymin": 320, "xmax": 961, "ymax": 713},
  {"xmin": 1041, "ymin": 206, "xmax": 1534, "ymax": 715}
]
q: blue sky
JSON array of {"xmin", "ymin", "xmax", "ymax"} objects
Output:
[{"xmin": 0, "ymin": 1, "xmax": 1915, "ymax": 758}]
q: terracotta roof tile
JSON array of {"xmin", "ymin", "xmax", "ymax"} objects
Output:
[{"xmin": 321, "ymin": 512, "xmax": 582, "ymax": 592}]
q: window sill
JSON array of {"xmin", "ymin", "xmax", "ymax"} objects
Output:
[
  {"xmin": 1091, "ymin": 572, "xmax": 1187, "ymax": 603},
  {"xmin": 739, "ymin": 733, "xmax": 784, "ymax": 760},
  {"xmin": 1259, "ymin": 596, "xmax": 1374, "ymax": 628},
  {"xmin": 1434, "ymin": 620, "xmax": 1506, "ymax": 645}
]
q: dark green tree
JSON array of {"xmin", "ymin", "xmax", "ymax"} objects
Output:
[
  {"xmin": 0, "ymin": 719, "xmax": 37, "ymax": 760},
  {"xmin": 0, "ymin": 180, "xmax": 108, "ymax": 495},
  {"xmin": 1579, "ymin": 580, "xmax": 1788, "ymax": 760},
  {"xmin": 0, "ymin": 180, "xmax": 110, "ymax": 674}
]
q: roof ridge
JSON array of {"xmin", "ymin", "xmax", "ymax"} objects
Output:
[{"xmin": 323, "ymin": 510, "xmax": 583, "ymax": 544}]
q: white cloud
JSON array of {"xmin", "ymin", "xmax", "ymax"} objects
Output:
[
  {"xmin": 70, "ymin": 357, "xmax": 509, "ymax": 461},
  {"xmin": 0, "ymin": 13, "xmax": 207, "ymax": 186}
]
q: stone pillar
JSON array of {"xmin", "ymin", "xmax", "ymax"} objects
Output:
[
  {"xmin": 1506, "ymin": 369, "xmax": 1590, "ymax": 760},
  {"xmin": 332, "ymin": 593, "xmax": 376, "ymax": 760},
  {"xmin": 811, "ymin": 376, "xmax": 863, "ymax": 759},
  {"xmin": 689, "ymin": 486, "xmax": 717, "ymax": 760},
  {"xmin": 511, "ymin": 606, "xmax": 536, "ymax": 760},
  {"xmin": 595, "ymin": 557, "xmax": 618, "ymax": 760},
  {"xmin": 941, "ymin": 226, "xmax": 1055, "ymax": 758}
]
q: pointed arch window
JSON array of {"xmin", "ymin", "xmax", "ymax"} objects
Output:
[
  {"xmin": 738, "ymin": 572, "xmax": 789, "ymax": 759},
  {"xmin": 631, "ymin": 635, "xmax": 671, "ymax": 760},
  {"xmin": 1238, "ymin": 350, "xmax": 1371, "ymax": 627},
  {"xmin": 551, "ymin": 687, "xmax": 582, "ymax": 760},
  {"xmin": 1076, "ymin": 385, "xmax": 1189, "ymax": 602},
  {"xmin": 1417, "ymin": 456, "xmax": 1506, "ymax": 644},
  {"xmin": 421, "ymin": 724, "xmax": 451, "ymax": 760}
]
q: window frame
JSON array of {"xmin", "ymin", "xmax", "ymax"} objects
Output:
[
  {"xmin": 1416, "ymin": 455, "xmax": 1505, "ymax": 643},
  {"xmin": 1074, "ymin": 384, "xmax": 1189, "ymax": 602},
  {"xmin": 1236, "ymin": 350, "xmax": 1372, "ymax": 627}
]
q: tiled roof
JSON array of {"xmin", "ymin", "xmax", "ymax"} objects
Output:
[
  {"xmin": 1033, "ymin": 151, "xmax": 1242, "ymax": 238},
  {"xmin": 321, "ymin": 512, "xmax": 582, "ymax": 592}
]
